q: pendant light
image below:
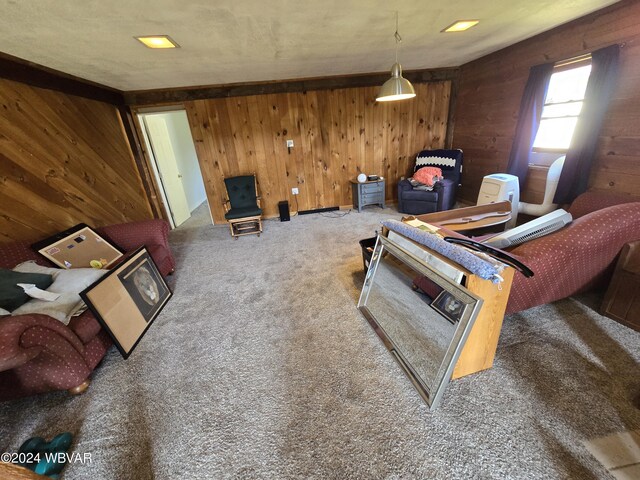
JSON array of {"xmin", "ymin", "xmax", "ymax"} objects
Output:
[{"xmin": 376, "ymin": 12, "xmax": 416, "ymax": 102}]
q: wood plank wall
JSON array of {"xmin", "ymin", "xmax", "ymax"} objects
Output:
[
  {"xmin": 185, "ymin": 82, "xmax": 451, "ymax": 222},
  {"xmin": 452, "ymin": 0, "xmax": 640, "ymax": 203},
  {"xmin": 0, "ymin": 78, "xmax": 153, "ymax": 243}
]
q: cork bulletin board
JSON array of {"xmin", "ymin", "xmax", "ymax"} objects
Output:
[{"xmin": 32, "ymin": 223, "xmax": 123, "ymax": 270}]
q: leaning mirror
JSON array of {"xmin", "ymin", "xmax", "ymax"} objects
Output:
[{"xmin": 358, "ymin": 235, "xmax": 483, "ymax": 409}]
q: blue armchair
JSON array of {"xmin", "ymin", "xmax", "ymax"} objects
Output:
[{"xmin": 397, "ymin": 149, "xmax": 463, "ymax": 215}]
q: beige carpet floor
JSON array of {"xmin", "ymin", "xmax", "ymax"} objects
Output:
[{"xmin": 1, "ymin": 206, "xmax": 639, "ymax": 479}]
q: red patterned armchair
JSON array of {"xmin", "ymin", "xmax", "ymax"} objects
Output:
[
  {"xmin": 0, "ymin": 219, "xmax": 175, "ymax": 401},
  {"xmin": 506, "ymin": 191, "xmax": 640, "ymax": 314}
]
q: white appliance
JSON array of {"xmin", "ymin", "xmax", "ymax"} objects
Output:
[
  {"xmin": 476, "ymin": 173, "xmax": 520, "ymax": 229},
  {"xmin": 482, "ymin": 209, "xmax": 573, "ymax": 249}
]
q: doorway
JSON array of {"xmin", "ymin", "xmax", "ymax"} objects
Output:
[{"xmin": 138, "ymin": 110, "xmax": 210, "ymax": 228}]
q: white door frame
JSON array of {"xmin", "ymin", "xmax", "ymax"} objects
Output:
[
  {"xmin": 136, "ymin": 107, "xmax": 213, "ymax": 228},
  {"xmin": 138, "ymin": 114, "xmax": 178, "ymax": 228}
]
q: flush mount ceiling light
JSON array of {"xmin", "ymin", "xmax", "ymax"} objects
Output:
[
  {"xmin": 442, "ymin": 20, "xmax": 479, "ymax": 32},
  {"xmin": 376, "ymin": 12, "xmax": 416, "ymax": 102},
  {"xmin": 135, "ymin": 35, "xmax": 180, "ymax": 49}
]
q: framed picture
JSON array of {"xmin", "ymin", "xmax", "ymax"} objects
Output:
[
  {"xmin": 80, "ymin": 247, "xmax": 172, "ymax": 359},
  {"xmin": 430, "ymin": 290, "xmax": 467, "ymax": 325},
  {"xmin": 32, "ymin": 223, "xmax": 123, "ymax": 270}
]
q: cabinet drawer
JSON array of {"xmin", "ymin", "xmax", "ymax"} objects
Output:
[
  {"xmin": 361, "ymin": 182, "xmax": 384, "ymax": 194},
  {"xmin": 361, "ymin": 192, "xmax": 384, "ymax": 204}
]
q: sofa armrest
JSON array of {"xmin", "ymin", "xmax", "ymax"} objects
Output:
[
  {"xmin": 397, "ymin": 179, "xmax": 413, "ymax": 213},
  {"xmin": 0, "ymin": 314, "xmax": 85, "ymax": 372},
  {"xmin": 568, "ymin": 190, "xmax": 639, "ymax": 219},
  {"xmin": 434, "ymin": 178, "xmax": 456, "ymax": 211},
  {"xmin": 99, "ymin": 219, "xmax": 170, "ymax": 253}
]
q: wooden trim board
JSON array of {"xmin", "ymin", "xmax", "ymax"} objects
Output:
[
  {"xmin": 0, "ymin": 52, "xmax": 124, "ymax": 105},
  {"xmin": 124, "ymin": 68, "xmax": 459, "ymax": 105}
]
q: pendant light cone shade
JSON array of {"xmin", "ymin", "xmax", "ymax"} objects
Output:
[
  {"xmin": 376, "ymin": 13, "xmax": 416, "ymax": 102},
  {"xmin": 376, "ymin": 62, "xmax": 416, "ymax": 102}
]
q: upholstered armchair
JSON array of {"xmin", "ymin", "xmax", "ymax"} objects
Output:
[{"xmin": 398, "ymin": 149, "xmax": 463, "ymax": 215}]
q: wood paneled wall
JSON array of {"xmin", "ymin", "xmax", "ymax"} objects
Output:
[
  {"xmin": 185, "ymin": 82, "xmax": 451, "ymax": 222},
  {"xmin": 452, "ymin": 0, "xmax": 640, "ymax": 203},
  {"xmin": 0, "ymin": 78, "xmax": 153, "ymax": 243}
]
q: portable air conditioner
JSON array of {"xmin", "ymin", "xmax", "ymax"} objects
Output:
[
  {"xmin": 476, "ymin": 173, "xmax": 520, "ymax": 229},
  {"xmin": 482, "ymin": 209, "xmax": 573, "ymax": 249}
]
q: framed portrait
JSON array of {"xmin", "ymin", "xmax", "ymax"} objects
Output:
[
  {"xmin": 80, "ymin": 247, "xmax": 172, "ymax": 359},
  {"xmin": 32, "ymin": 223, "xmax": 123, "ymax": 270},
  {"xmin": 430, "ymin": 290, "xmax": 467, "ymax": 325}
]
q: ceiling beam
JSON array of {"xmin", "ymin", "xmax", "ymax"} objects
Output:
[
  {"xmin": 0, "ymin": 52, "xmax": 125, "ymax": 106},
  {"xmin": 124, "ymin": 68, "xmax": 460, "ymax": 106}
]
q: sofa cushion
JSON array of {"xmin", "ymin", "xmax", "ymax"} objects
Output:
[
  {"xmin": 400, "ymin": 188, "xmax": 439, "ymax": 203},
  {"xmin": 11, "ymin": 261, "xmax": 106, "ymax": 325},
  {"xmin": 0, "ymin": 269, "xmax": 54, "ymax": 311},
  {"xmin": 224, "ymin": 206, "xmax": 262, "ymax": 220}
]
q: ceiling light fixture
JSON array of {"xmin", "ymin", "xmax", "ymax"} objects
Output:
[
  {"xmin": 376, "ymin": 12, "xmax": 416, "ymax": 102},
  {"xmin": 442, "ymin": 20, "xmax": 479, "ymax": 33},
  {"xmin": 135, "ymin": 35, "xmax": 180, "ymax": 49}
]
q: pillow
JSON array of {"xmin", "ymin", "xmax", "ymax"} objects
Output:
[
  {"xmin": 0, "ymin": 307, "xmax": 10, "ymax": 316},
  {"xmin": 0, "ymin": 268, "xmax": 54, "ymax": 312},
  {"xmin": 413, "ymin": 166, "xmax": 443, "ymax": 187},
  {"xmin": 11, "ymin": 261, "xmax": 106, "ymax": 325}
]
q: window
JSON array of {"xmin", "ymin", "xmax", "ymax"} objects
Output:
[{"xmin": 532, "ymin": 62, "xmax": 592, "ymax": 151}]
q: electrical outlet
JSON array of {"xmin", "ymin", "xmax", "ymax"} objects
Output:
[
  {"xmin": 292, "ymin": 187, "xmax": 299, "ymax": 195},
  {"xmin": 286, "ymin": 139, "xmax": 294, "ymax": 148}
]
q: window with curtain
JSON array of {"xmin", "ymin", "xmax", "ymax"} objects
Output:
[
  {"xmin": 507, "ymin": 45, "xmax": 619, "ymax": 200},
  {"xmin": 531, "ymin": 60, "xmax": 592, "ymax": 158}
]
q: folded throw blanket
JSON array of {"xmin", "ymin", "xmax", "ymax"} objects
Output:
[{"xmin": 382, "ymin": 220, "xmax": 503, "ymax": 283}]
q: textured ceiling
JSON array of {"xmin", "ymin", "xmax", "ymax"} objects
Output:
[{"xmin": 0, "ymin": 0, "xmax": 619, "ymax": 91}]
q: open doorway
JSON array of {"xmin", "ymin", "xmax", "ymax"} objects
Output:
[{"xmin": 138, "ymin": 110, "xmax": 211, "ymax": 229}]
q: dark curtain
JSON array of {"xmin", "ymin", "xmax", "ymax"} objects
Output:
[
  {"xmin": 554, "ymin": 44, "xmax": 621, "ymax": 204},
  {"xmin": 506, "ymin": 63, "xmax": 554, "ymax": 184}
]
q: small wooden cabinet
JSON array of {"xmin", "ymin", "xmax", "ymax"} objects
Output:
[
  {"xmin": 351, "ymin": 178, "xmax": 385, "ymax": 212},
  {"xmin": 601, "ymin": 241, "xmax": 640, "ymax": 332}
]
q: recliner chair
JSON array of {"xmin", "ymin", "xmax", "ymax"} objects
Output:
[{"xmin": 397, "ymin": 149, "xmax": 463, "ymax": 215}]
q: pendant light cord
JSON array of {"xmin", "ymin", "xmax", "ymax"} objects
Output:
[{"xmin": 394, "ymin": 11, "xmax": 401, "ymax": 63}]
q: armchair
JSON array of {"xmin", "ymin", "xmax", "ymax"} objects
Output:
[
  {"xmin": 398, "ymin": 149, "xmax": 463, "ymax": 215},
  {"xmin": 223, "ymin": 175, "xmax": 263, "ymax": 239}
]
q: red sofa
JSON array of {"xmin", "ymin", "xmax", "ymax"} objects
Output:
[
  {"xmin": 506, "ymin": 191, "xmax": 640, "ymax": 314},
  {"xmin": 0, "ymin": 219, "xmax": 175, "ymax": 401}
]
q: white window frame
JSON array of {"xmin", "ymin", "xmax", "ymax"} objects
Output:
[{"xmin": 532, "ymin": 58, "xmax": 592, "ymax": 157}]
